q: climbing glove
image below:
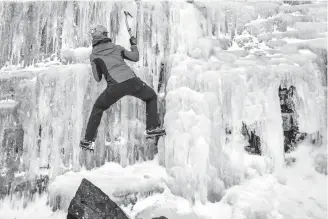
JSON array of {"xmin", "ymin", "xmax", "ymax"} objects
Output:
[{"xmin": 130, "ymin": 36, "xmax": 137, "ymax": 46}]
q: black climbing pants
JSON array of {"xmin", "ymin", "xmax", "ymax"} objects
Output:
[{"xmin": 84, "ymin": 77, "xmax": 159, "ymax": 141}]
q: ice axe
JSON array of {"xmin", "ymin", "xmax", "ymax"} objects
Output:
[{"xmin": 124, "ymin": 11, "xmax": 133, "ymax": 37}]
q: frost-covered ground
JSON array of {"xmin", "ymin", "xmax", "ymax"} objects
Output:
[{"xmin": 0, "ymin": 143, "xmax": 326, "ymax": 219}]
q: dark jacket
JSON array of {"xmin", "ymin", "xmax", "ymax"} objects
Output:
[{"xmin": 90, "ymin": 35, "xmax": 139, "ymax": 84}]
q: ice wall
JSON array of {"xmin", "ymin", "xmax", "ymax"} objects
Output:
[
  {"xmin": 162, "ymin": 0, "xmax": 327, "ymax": 203},
  {"xmin": 0, "ymin": 1, "xmax": 171, "ymax": 198},
  {"xmin": 0, "ymin": 0, "xmax": 327, "ymax": 205}
]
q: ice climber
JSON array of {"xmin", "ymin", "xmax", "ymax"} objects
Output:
[{"xmin": 80, "ymin": 25, "xmax": 166, "ymax": 151}]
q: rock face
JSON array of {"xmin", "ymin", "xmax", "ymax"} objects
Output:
[
  {"xmin": 278, "ymin": 86, "xmax": 309, "ymax": 153},
  {"xmin": 243, "ymin": 86, "xmax": 309, "ymax": 156},
  {"xmin": 67, "ymin": 178, "xmax": 130, "ymax": 219},
  {"xmin": 242, "ymin": 122, "xmax": 262, "ymax": 155}
]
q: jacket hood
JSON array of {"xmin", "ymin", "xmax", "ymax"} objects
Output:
[
  {"xmin": 92, "ymin": 34, "xmax": 111, "ymax": 46},
  {"xmin": 92, "ymin": 36, "xmax": 115, "ymax": 56}
]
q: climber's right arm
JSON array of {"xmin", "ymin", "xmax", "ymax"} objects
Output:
[{"xmin": 121, "ymin": 37, "xmax": 139, "ymax": 62}]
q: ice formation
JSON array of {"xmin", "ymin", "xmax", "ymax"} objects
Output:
[{"xmin": 0, "ymin": 0, "xmax": 327, "ymax": 219}]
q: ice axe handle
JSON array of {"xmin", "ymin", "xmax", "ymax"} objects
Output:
[
  {"xmin": 127, "ymin": 28, "xmax": 132, "ymax": 37},
  {"xmin": 124, "ymin": 11, "xmax": 133, "ymax": 37}
]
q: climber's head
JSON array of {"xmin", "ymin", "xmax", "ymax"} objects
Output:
[
  {"xmin": 91, "ymin": 25, "xmax": 112, "ymax": 47},
  {"xmin": 91, "ymin": 25, "xmax": 108, "ymax": 38}
]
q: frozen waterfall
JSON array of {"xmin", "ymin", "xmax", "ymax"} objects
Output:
[{"xmin": 0, "ymin": 1, "xmax": 327, "ymax": 219}]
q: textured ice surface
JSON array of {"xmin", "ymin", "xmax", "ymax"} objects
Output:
[
  {"xmin": 48, "ymin": 159, "xmax": 168, "ymax": 211},
  {"xmin": 0, "ymin": 99, "xmax": 18, "ymax": 109},
  {"xmin": 0, "ymin": 0, "xmax": 327, "ymax": 218},
  {"xmin": 0, "ymin": 144, "xmax": 326, "ymax": 219}
]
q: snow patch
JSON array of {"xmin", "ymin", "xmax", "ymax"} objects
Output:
[{"xmin": 0, "ymin": 99, "xmax": 18, "ymax": 109}]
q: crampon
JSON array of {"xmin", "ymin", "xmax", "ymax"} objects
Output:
[{"xmin": 80, "ymin": 139, "xmax": 95, "ymax": 152}]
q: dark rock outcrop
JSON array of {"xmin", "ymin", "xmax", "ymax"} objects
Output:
[
  {"xmin": 280, "ymin": 86, "xmax": 298, "ymax": 153},
  {"xmin": 67, "ymin": 178, "xmax": 129, "ymax": 219},
  {"xmin": 242, "ymin": 86, "xmax": 308, "ymax": 155},
  {"xmin": 279, "ymin": 86, "xmax": 308, "ymax": 153},
  {"xmin": 242, "ymin": 122, "xmax": 262, "ymax": 155}
]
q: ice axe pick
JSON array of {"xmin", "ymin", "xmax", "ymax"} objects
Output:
[{"xmin": 124, "ymin": 11, "xmax": 133, "ymax": 37}]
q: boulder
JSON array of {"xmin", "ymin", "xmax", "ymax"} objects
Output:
[{"xmin": 67, "ymin": 178, "xmax": 129, "ymax": 219}]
